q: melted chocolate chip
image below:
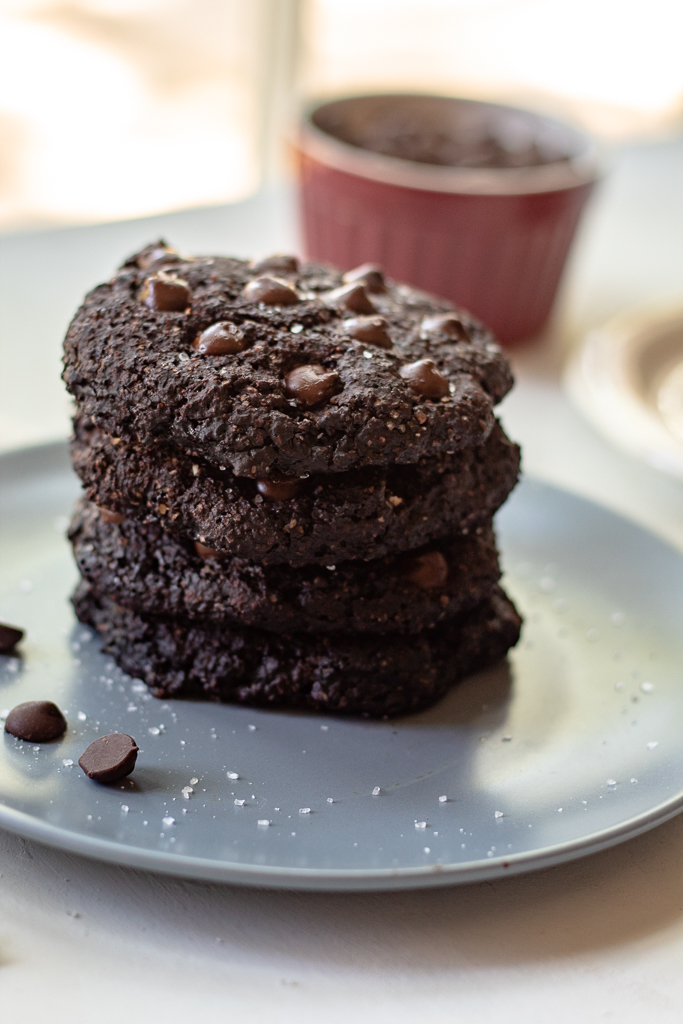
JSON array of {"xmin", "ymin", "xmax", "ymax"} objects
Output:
[
  {"xmin": 284, "ymin": 364, "xmax": 340, "ymax": 407},
  {"xmin": 402, "ymin": 551, "xmax": 449, "ymax": 589},
  {"xmin": 79, "ymin": 733, "xmax": 139, "ymax": 783},
  {"xmin": 136, "ymin": 242, "xmax": 179, "ymax": 270},
  {"xmin": 193, "ymin": 322, "xmax": 246, "ymax": 355},
  {"xmin": 195, "ymin": 541, "xmax": 221, "ymax": 560},
  {"xmin": 325, "ymin": 283, "xmax": 376, "ymax": 314},
  {"xmin": 0, "ymin": 622, "xmax": 23, "ymax": 653},
  {"xmin": 256, "ymin": 476, "xmax": 301, "ymax": 501},
  {"xmin": 344, "ymin": 315, "xmax": 392, "ymax": 348},
  {"xmin": 243, "ymin": 276, "xmax": 299, "ymax": 305},
  {"xmin": 4, "ymin": 701, "xmax": 67, "ymax": 742},
  {"xmin": 98, "ymin": 506, "xmax": 125, "ymax": 525},
  {"xmin": 140, "ymin": 272, "xmax": 192, "ymax": 312},
  {"xmin": 342, "ymin": 263, "xmax": 386, "ymax": 293},
  {"xmin": 421, "ymin": 313, "xmax": 470, "ymax": 341},
  {"xmin": 399, "ymin": 358, "xmax": 450, "ymax": 399},
  {"xmin": 249, "ymin": 254, "xmax": 299, "ymax": 275}
]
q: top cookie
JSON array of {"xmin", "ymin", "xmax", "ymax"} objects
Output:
[{"xmin": 63, "ymin": 241, "xmax": 513, "ymax": 478}]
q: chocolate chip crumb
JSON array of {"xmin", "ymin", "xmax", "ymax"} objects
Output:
[
  {"xmin": 79, "ymin": 733, "xmax": 139, "ymax": 783},
  {"xmin": 402, "ymin": 551, "xmax": 449, "ymax": 589},
  {"xmin": 195, "ymin": 541, "xmax": 221, "ymax": 560},
  {"xmin": 98, "ymin": 507, "xmax": 125, "ymax": 525},
  {"xmin": 0, "ymin": 623, "xmax": 24, "ymax": 653},
  {"xmin": 421, "ymin": 313, "xmax": 470, "ymax": 341},
  {"xmin": 4, "ymin": 700, "xmax": 67, "ymax": 742}
]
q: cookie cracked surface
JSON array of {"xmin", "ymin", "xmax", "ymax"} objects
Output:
[{"xmin": 62, "ymin": 243, "xmax": 513, "ymax": 479}]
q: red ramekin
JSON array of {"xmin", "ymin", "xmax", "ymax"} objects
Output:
[{"xmin": 297, "ymin": 95, "xmax": 599, "ymax": 345}]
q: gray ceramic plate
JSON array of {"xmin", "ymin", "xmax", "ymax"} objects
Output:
[{"xmin": 1, "ymin": 443, "xmax": 683, "ymax": 891}]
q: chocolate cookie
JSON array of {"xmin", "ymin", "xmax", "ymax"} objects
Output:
[
  {"xmin": 62, "ymin": 243, "xmax": 513, "ymax": 479},
  {"xmin": 69, "ymin": 497, "xmax": 501, "ymax": 635},
  {"xmin": 73, "ymin": 581, "xmax": 521, "ymax": 718},
  {"xmin": 71, "ymin": 415, "xmax": 520, "ymax": 568}
]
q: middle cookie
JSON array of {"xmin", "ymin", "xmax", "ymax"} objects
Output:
[{"xmin": 69, "ymin": 498, "xmax": 502, "ymax": 635}]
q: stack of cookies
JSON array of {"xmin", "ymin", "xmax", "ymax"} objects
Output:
[{"xmin": 63, "ymin": 242, "xmax": 522, "ymax": 717}]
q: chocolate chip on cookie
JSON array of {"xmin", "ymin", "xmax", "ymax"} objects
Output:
[
  {"xmin": 325, "ymin": 282, "xmax": 377, "ymax": 314},
  {"xmin": 343, "ymin": 316, "xmax": 392, "ymax": 348},
  {"xmin": 140, "ymin": 272, "xmax": 191, "ymax": 312},
  {"xmin": 342, "ymin": 263, "xmax": 387, "ymax": 294},
  {"xmin": 399, "ymin": 359, "xmax": 450, "ymax": 399},
  {"xmin": 284, "ymin": 364, "xmax": 340, "ymax": 407},
  {"xmin": 249, "ymin": 254, "xmax": 299, "ymax": 276},
  {"xmin": 193, "ymin": 322, "xmax": 246, "ymax": 355},
  {"xmin": 243, "ymin": 276, "xmax": 299, "ymax": 305},
  {"xmin": 256, "ymin": 476, "xmax": 302, "ymax": 501}
]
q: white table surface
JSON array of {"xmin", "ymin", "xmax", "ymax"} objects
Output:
[{"xmin": 1, "ymin": 140, "xmax": 683, "ymax": 1022}]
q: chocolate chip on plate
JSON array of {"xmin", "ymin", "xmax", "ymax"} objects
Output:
[
  {"xmin": 249, "ymin": 254, "xmax": 299, "ymax": 276},
  {"xmin": 0, "ymin": 622, "xmax": 24, "ymax": 653},
  {"xmin": 256, "ymin": 476, "xmax": 301, "ymax": 501},
  {"xmin": 98, "ymin": 506, "xmax": 125, "ymax": 525},
  {"xmin": 4, "ymin": 700, "xmax": 67, "ymax": 742},
  {"xmin": 79, "ymin": 733, "xmax": 139, "ymax": 783},
  {"xmin": 399, "ymin": 358, "xmax": 450, "ymax": 399},
  {"xmin": 194, "ymin": 540, "xmax": 221, "ymax": 560},
  {"xmin": 192, "ymin": 322, "xmax": 246, "ymax": 355},
  {"xmin": 243, "ymin": 276, "xmax": 299, "ymax": 306},
  {"xmin": 325, "ymin": 283, "xmax": 376, "ymax": 315},
  {"xmin": 140, "ymin": 272, "xmax": 192, "ymax": 312},
  {"xmin": 284, "ymin": 364, "xmax": 340, "ymax": 407},
  {"xmin": 343, "ymin": 315, "xmax": 392, "ymax": 348},
  {"xmin": 342, "ymin": 263, "xmax": 386, "ymax": 293},
  {"xmin": 421, "ymin": 313, "xmax": 470, "ymax": 341},
  {"xmin": 402, "ymin": 551, "xmax": 449, "ymax": 589}
]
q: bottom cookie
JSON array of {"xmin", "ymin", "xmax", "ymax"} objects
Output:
[{"xmin": 73, "ymin": 581, "xmax": 521, "ymax": 718}]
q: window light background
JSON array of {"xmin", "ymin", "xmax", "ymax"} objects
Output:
[{"xmin": 1, "ymin": 0, "xmax": 682, "ymax": 232}]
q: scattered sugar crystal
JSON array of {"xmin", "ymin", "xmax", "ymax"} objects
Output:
[
  {"xmin": 62, "ymin": 759, "xmax": 74, "ymax": 767},
  {"xmin": 438, "ymin": 795, "xmax": 448, "ymax": 803},
  {"xmin": 127, "ymin": 704, "xmax": 138, "ymax": 712},
  {"xmin": 423, "ymin": 847, "xmax": 431, "ymax": 854},
  {"xmin": 162, "ymin": 816, "xmax": 175, "ymax": 827},
  {"xmin": 327, "ymin": 797, "xmax": 334, "ymax": 803},
  {"xmin": 290, "ymin": 324, "xmax": 303, "ymax": 334},
  {"xmin": 372, "ymin": 787, "xmax": 381, "ymax": 796},
  {"xmin": 647, "ymin": 741, "xmax": 659, "ymax": 749},
  {"xmin": 320, "ymin": 724, "xmax": 329, "ymax": 731},
  {"xmin": 182, "ymin": 787, "xmax": 193, "ymax": 799},
  {"xmin": 121, "ymin": 804, "xmax": 129, "ymax": 813},
  {"xmin": 227, "ymin": 771, "xmax": 239, "ymax": 780},
  {"xmin": 640, "ymin": 682, "xmax": 654, "ymax": 693},
  {"xmin": 148, "ymin": 727, "xmax": 160, "ymax": 736},
  {"xmin": 77, "ymin": 712, "xmax": 86, "ymax": 721},
  {"xmin": 299, "ymin": 807, "xmax": 311, "ymax": 815},
  {"xmin": 631, "ymin": 778, "xmax": 638, "ymax": 784},
  {"xmin": 415, "ymin": 821, "xmax": 427, "ymax": 830},
  {"xmin": 248, "ymin": 725, "xmax": 256, "ymax": 731},
  {"xmin": 607, "ymin": 779, "xmax": 617, "ymax": 787},
  {"xmin": 363, "ymin": 351, "xmax": 373, "ymax": 359},
  {"xmin": 494, "ymin": 810, "xmax": 504, "ymax": 818},
  {"xmin": 234, "ymin": 799, "xmax": 245, "ymax": 806},
  {"xmin": 0, "ymin": 710, "xmax": 8, "ymax": 721},
  {"xmin": 190, "ymin": 777, "xmax": 199, "ymax": 785},
  {"xmin": 257, "ymin": 819, "xmax": 270, "ymax": 827}
]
